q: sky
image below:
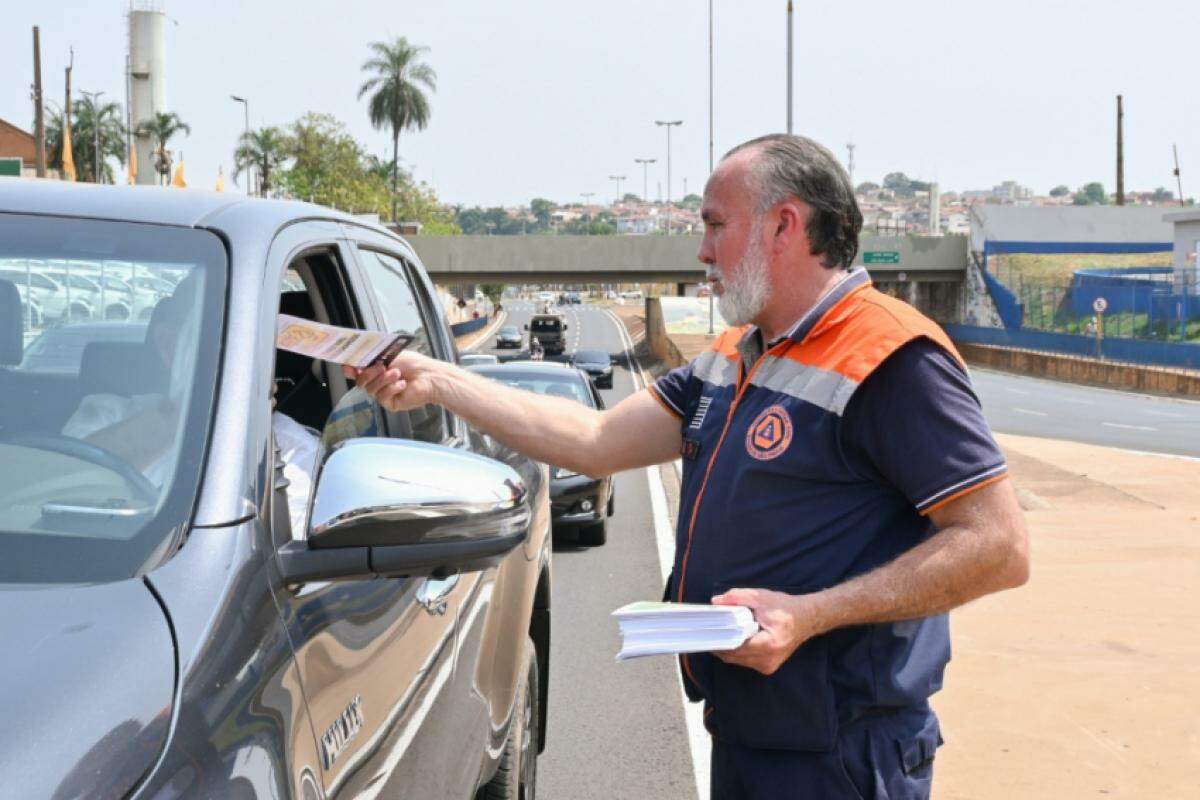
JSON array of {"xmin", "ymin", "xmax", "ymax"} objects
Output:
[{"xmin": 3, "ymin": 0, "xmax": 1198, "ymax": 206}]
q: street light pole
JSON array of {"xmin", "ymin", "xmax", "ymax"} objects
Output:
[
  {"xmin": 580, "ymin": 192, "xmax": 595, "ymax": 235},
  {"xmin": 634, "ymin": 158, "xmax": 656, "ymax": 202},
  {"xmin": 655, "ymin": 120, "xmax": 683, "ymax": 234},
  {"xmin": 230, "ymin": 95, "xmax": 250, "ymax": 195},
  {"xmin": 609, "ymin": 175, "xmax": 626, "ymax": 205},
  {"xmin": 786, "ymin": 0, "xmax": 794, "ymax": 133},
  {"xmin": 81, "ymin": 90, "xmax": 104, "ymax": 183},
  {"xmin": 709, "ymin": 0, "xmax": 715, "ymax": 174}
]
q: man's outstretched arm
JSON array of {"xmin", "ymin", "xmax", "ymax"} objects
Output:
[{"xmin": 347, "ymin": 352, "xmax": 682, "ymax": 478}]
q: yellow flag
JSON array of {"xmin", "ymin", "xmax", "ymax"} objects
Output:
[
  {"xmin": 215, "ymin": 166, "xmax": 225, "ymax": 193},
  {"xmin": 61, "ymin": 118, "xmax": 77, "ymax": 182},
  {"xmin": 127, "ymin": 141, "xmax": 137, "ymax": 185},
  {"xmin": 171, "ymin": 157, "xmax": 186, "ymax": 188}
]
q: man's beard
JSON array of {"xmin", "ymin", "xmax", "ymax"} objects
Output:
[{"xmin": 710, "ymin": 222, "xmax": 770, "ymax": 327}]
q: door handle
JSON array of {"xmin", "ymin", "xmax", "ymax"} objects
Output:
[{"xmin": 416, "ymin": 573, "xmax": 460, "ymax": 616}]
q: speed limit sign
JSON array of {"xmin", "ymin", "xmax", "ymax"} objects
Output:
[{"xmin": 1093, "ymin": 297, "xmax": 1108, "ymax": 314}]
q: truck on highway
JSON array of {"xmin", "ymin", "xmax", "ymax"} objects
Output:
[{"xmin": 527, "ymin": 312, "xmax": 569, "ymax": 355}]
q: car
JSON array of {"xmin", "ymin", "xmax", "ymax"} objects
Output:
[
  {"xmin": 459, "ymin": 352, "xmax": 500, "ymax": 366},
  {"xmin": 619, "ymin": 289, "xmax": 643, "ymax": 300},
  {"xmin": 495, "ymin": 324, "xmax": 523, "ymax": 348},
  {"xmin": 572, "ymin": 348, "xmax": 614, "ymax": 389},
  {"xmin": 0, "ymin": 266, "xmax": 69, "ymax": 322},
  {"xmin": 525, "ymin": 313, "xmax": 569, "ymax": 355},
  {"xmin": 18, "ymin": 320, "xmax": 148, "ymax": 374},
  {"xmin": 468, "ymin": 361, "xmax": 615, "ymax": 546},
  {"xmin": 0, "ymin": 180, "xmax": 552, "ymax": 800}
]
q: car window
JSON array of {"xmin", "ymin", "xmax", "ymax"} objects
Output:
[
  {"xmin": 355, "ymin": 247, "xmax": 448, "ymax": 443},
  {"xmin": 531, "ymin": 318, "xmax": 562, "ymax": 333},
  {"xmin": 0, "ymin": 214, "xmax": 226, "ymax": 584},
  {"xmin": 477, "ymin": 370, "xmax": 594, "ymax": 406}
]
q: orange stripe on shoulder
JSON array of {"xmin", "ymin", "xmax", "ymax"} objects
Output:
[
  {"xmin": 708, "ymin": 324, "xmax": 750, "ymax": 361},
  {"xmin": 646, "ymin": 384, "xmax": 683, "ymax": 419},
  {"xmin": 785, "ymin": 286, "xmax": 963, "ymax": 382}
]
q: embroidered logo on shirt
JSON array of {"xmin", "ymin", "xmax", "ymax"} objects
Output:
[
  {"xmin": 689, "ymin": 396, "xmax": 713, "ymax": 430},
  {"xmin": 745, "ymin": 404, "xmax": 793, "ymax": 461}
]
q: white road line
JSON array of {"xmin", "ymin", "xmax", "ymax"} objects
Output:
[
  {"xmin": 602, "ymin": 304, "xmax": 709, "ymax": 800},
  {"xmin": 461, "ymin": 311, "xmax": 508, "ymax": 353},
  {"xmin": 1057, "ymin": 397, "xmax": 1095, "ymax": 405},
  {"xmin": 1144, "ymin": 410, "xmax": 1185, "ymax": 419},
  {"xmin": 1118, "ymin": 447, "xmax": 1200, "ymax": 462},
  {"xmin": 1101, "ymin": 421, "xmax": 1158, "ymax": 432},
  {"xmin": 1004, "ymin": 387, "xmax": 1032, "ymax": 396},
  {"xmin": 1011, "ymin": 407, "xmax": 1049, "ymax": 417}
]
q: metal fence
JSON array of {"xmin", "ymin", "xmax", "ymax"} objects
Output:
[{"xmin": 987, "ymin": 263, "xmax": 1200, "ymax": 344}]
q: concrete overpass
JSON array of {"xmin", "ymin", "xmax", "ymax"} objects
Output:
[{"xmin": 406, "ymin": 234, "xmax": 967, "ymax": 284}]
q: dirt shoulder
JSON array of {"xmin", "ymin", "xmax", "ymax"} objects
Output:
[{"xmin": 935, "ymin": 434, "xmax": 1199, "ymax": 798}]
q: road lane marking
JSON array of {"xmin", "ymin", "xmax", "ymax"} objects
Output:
[
  {"xmin": 1004, "ymin": 387, "xmax": 1032, "ymax": 396},
  {"xmin": 1057, "ymin": 397, "xmax": 1095, "ymax": 405},
  {"xmin": 1012, "ymin": 407, "xmax": 1049, "ymax": 417},
  {"xmin": 602, "ymin": 304, "xmax": 709, "ymax": 800},
  {"xmin": 1144, "ymin": 410, "xmax": 1185, "ymax": 419},
  {"xmin": 1101, "ymin": 422, "xmax": 1158, "ymax": 431}
]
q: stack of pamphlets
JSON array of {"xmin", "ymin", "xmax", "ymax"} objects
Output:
[
  {"xmin": 276, "ymin": 314, "xmax": 413, "ymax": 369},
  {"xmin": 612, "ymin": 601, "xmax": 759, "ymax": 661}
]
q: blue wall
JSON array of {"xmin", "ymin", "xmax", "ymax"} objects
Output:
[
  {"xmin": 450, "ymin": 315, "xmax": 489, "ymax": 336},
  {"xmin": 945, "ymin": 323, "xmax": 1200, "ymax": 370},
  {"xmin": 1069, "ymin": 267, "xmax": 1199, "ymax": 322}
]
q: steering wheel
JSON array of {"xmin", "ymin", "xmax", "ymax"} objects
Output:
[{"xmin": 0, "ymin": 432, "xmax": 159, "ymax": 504}]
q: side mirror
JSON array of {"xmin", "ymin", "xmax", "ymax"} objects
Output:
[
  {"xmin": 523, "ymin": 323, "xmax": 529, "ymax": 330},
  {"xmin": 563, "ymin": 324, "xmax": 569, "ymax": 331},
  {"xmin": 277, "ymin": 438, "xmax": 529, "ymax": 583}
]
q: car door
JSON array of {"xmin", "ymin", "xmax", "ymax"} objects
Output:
[
  {"xmin": 344, "ymin": 234, "xmax": 494, "ymax": 797},
  {"xmin": 262, "ymin": 227, "xmax": 460, "ymax": 799}
]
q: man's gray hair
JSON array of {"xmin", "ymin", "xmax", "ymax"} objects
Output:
[{"xmin": 723, "ymin": 134, "xmax": 863, "ymax": 270}]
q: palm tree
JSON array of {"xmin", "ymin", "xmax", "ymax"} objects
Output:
[
  {"xmin": 358, "ymin": 37, "xmax": 437, "ymax": 222},
  {"xmin": 135, "ymin": 111, "xmax": 191, "ymax": 185},
  {"xmin": 233, "ymin": 126, "xmax": 289, "ymax": 197},
  {"xmin": 42, "ymin": 100, "xmax": 127, "ymax": 183}
]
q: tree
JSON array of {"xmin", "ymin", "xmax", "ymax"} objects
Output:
[
  {"xmin": 43, "ymin": 99, "xmax": 126, "ymax": 183},
  {"xmin": 883, "ymin": 172, "xmax": 919, "ymax": 197},
  {"xmin": 530, "ymin": 198, "xmax": 556, "ymax": 231},
  {"xmin": 1072, "ymin": 182, "xmax": 1108, "ymax": 205},
  {"xmin": 678, "ymin": 193, "xmax": 702, "ymax": 210},
  {"xmin": 358, "ymin": 37, "xmax": 437, "ymax": 223},
  {"xmin": 233, "ymin": 126, "xmax": 289, "ymax": 197},
  {"xmin": 621, "ymin": 192, "xmax": 641, "ymax": 204},
  {"xmin": 855, "ymin": 181, "xmax": 880, "ymax": 194},
  {"xmin": 1049, "ymin": 185, "xmax": 1070, "ymax": 197},
  {"xmin": 135, "ymin": 111, "xmax": 191, "ymax": 185},
  {"xmin": 281, "ymin": 112, "xmax": 390, "ymax": 213},
  {"xmin": 1151, "ymin": 187, "xmax": 1175, "ymax": 202}
]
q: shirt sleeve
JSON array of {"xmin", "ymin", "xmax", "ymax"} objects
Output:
[
  {"xmin": 840, "ymin": 337, "xmax": 1008, "ymax": 515},
  {"xmin": 648, "ymin": 363, "xmax": 693, "ymax": 420}
]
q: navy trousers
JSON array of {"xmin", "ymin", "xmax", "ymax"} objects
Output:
[{"xmin": 710, "ymin": 707, "xmax": 941, "ymax": 800}]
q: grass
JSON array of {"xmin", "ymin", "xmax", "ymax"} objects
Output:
[{"xmin": 991, "ymin": 252, "xmax": 1173, "ymax": 286}]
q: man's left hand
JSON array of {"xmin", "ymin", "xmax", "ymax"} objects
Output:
[{"xmin": 710, "ymin": 588, "xmax": 827, "ymax": 675}]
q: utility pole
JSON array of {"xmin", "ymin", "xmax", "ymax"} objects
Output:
[
  {"xmin": 231, "ymin": 95, "xmax": 250, "ymax": 194},
  {"xmin": 1173, "ymin": 144, "xmax": 1185, "ymax": 207},
  {"xmin": 609, "ymin": 175, "xmax": 626, "ymax": 205},
  {"xmin": 580, "ymin": 192, "xmax": 595, "ymax": 235},
  {"xmin": 708, "ymin": 0, "xmax": 715, "ymax": 173},
  {"xmin": 847, "ymin": 142, "xmax": 856, "ymax": 186},
  {"xmin": 786, "ymin": 0, "xmax": 794, "ymax": 133},
  {"xmin": 32, "ymin": 27, "xmax": 46, "ymax": 176},
  {"xmin": 1116, "ymin": 95, "xmax": 1125, "ymax": 206},
  {"xmin": 81, "ymin": 90, "xmax": 105, "ymax": 183},
  {"xmin": 634, "ymin": 158, "xmax": 656, "ymax": 202},
  {"xmin": 655, "ymin": 120, "xmax": 682, "ymax": 234}
]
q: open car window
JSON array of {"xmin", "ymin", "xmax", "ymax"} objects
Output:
[{"xmin": 0, "ymin": 214, "xmax": 226, "ymax": 583}]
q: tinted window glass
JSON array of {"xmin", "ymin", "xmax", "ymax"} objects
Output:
[
  {"xmin": 474, "ymin": 369, "xmax": 594, "ymax": 407},
  {"xmin": 0, "ymin": 214, "xmax": 226, "ymax": 583},
  {"xmin": 530, "ymin": 317, "xmax": 562, "ymax": 333},
  {"xmin": 356, "ymin": 248, "xmax": 447, "ymax": 442}
]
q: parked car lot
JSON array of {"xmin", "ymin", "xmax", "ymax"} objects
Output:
[
  {"xmin": 468, "ymin": 361, "xmax": 615, "ymax": 546},
  {"xmin": 0, "ymin": 181, "xmax": 551, "ymax": 799}
]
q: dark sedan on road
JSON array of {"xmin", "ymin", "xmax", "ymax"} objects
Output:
[
  {"xmin": 469, "ymin": 361, "xmax": 615, "ymax": 546},
  {"xmin": 0, "ymin": 180, "xmax": 552, "ymax": 799},
  {"xmin": 495, "ymin": 324, "xmax": 523, "ymax": 348},
  {"xmin": 571, "ymin": 348, "xmax": 614, "ymax": 389}
]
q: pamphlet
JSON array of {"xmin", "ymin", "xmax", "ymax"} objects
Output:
[
  {"xmin": 612, "ymin": 601, "xmax": 760, "ymax": 661},
  {"xmin": 276, "ymin": 314, "xmax": 413, "ymax": 369}
]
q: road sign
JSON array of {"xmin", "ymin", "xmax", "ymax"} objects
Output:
[
  {"xmin": 1093, "ymin": 297, "xmax": 1108, "ymax": 314},
  {"xmin": 863, "ymin": 251, "xmax": 901, "ymax": 265},
  {"xmin": 0, "ymin": 158, "xmax": 21, "ymax": 177}
]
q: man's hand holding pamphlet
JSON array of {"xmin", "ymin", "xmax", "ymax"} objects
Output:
[
  {"xmin": 612, "ymin": 601, "xmax": 759, "ymax": 661},
  {"xmin": 276, "ymin": 314, "xmax": 413, "ymax": 369}
]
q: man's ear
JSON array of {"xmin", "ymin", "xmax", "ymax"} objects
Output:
[{"xmin": 771, "ymin": 200, "xmax": 808, "ymax": 255}]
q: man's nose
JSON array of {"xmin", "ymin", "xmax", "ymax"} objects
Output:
[{"xmin": 697, "ymin": 236, "xmax": 715, "ymax": 266}]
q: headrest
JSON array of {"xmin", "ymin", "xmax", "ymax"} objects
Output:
[
  {"xmin": 276, "ymin": 291, "xmax": 319, "ymax": 380},
  {"xmin": 0, "ymin": 280, "xmax": 23, "ymax": 366},
  {"xmin": 79, "ymin": 341, "xmax": 166, "ymax": 397}
]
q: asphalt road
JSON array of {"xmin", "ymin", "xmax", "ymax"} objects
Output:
[
  {"xmin": 969, "ymin": 367, "xmax": 1200, "ymax": 458},
  {"xmin": 474, "ymin": 301, "xmax": 703, "ymax": 800}
]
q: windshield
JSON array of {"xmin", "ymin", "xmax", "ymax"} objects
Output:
[
  {"xmin": 477, "ymin": 368, "xmax": 594, "ymax": 406},
  {"xmin": 0, "ymin": 214, "xmax": 226, "ymax": 583},
  {"xmin": 531, "ymin": 317, "xmax": 563, "ymax": 333},
  {"xmin": 500, "ymin": 326, "xmax": 520, "ymax": 336},
  {"xmin": 575, "ymin": 350, "xmax": 608, "ymax": 363}
]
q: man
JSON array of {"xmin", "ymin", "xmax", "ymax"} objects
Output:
[{"xmin": 348, "ymin": 134, "xmax": 1029, "ymax": 798}]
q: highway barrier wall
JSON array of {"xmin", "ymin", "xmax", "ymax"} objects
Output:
[
  {"xmin": 944, "ymin": 323, "xmax": 1200, "ymax": 370},
  {"xmin": 450, "ymin": 315, "xmax": 489, "ymax": 336}
]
